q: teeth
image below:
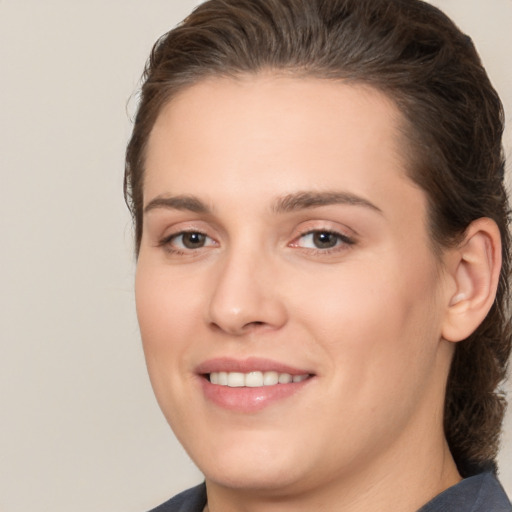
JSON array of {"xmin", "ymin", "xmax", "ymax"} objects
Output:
[
  {"xmin": 208, "ymin": 371, "xmax": 309, "ymax": 387},
  {"xmin": 278, "ymin": 373, "xmax": 292, "ymax": 384},
  {"xmin": 263, "ymin": 371, "xmax": 278, "ymax": 386},
  {"xmin": 246, "ymin": 371, "xmax": 263, "ymax": 387},
  {"xmin": 227, "ymin": 372, "xmax": 245, "ymax": 387}
]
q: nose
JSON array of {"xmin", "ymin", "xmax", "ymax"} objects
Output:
[{"xmin": 206, "ymin": 248, "xmax": 288, "ymax": 336}]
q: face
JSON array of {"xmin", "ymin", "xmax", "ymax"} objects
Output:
[{"xmin": 136, "ymin": 76, "xmax": 455, "ymax": 496}]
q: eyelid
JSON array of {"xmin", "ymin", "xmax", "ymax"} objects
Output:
[
  {"xmin": 291, "ymin": 230, "xmax": 354, "ymax": 246},
  {"xmin": 291, "ymin": 219, "xmax": 356, "ymax": 240},
  {"xmin": 288, "ymin": 222, "xmax": 357, "ymax": 254},
  {"xmin": 157, "ymin": 227, "xmax": 219, "ymax": 255}
]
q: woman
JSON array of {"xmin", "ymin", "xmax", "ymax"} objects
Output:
[{"xmin": 125, "ymin": 0, "xmax": 512, "ymax": 510}]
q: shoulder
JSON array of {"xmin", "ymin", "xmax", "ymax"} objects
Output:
[
  {"xmin": 147, "ymin": 483, "xmax": 207, "ymax": 512},
  {"xmin": 470, "ymin": 472, "xmax": 512, "ymax": 512},
  {"xmin": 418, "ymin": 471, "xmax": 512, "ymax": 512}
]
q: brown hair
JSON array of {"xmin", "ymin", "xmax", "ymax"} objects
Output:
[{"xmin": 125, "ymin": 0, "xmax": 511, "ymax": 473}]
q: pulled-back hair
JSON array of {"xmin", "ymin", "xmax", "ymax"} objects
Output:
[{"xmin": 125, "ymin": 0, "xmax": 511, "ymax": 473}]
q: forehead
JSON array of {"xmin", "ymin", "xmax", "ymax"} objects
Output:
[
  {"xmin": 145, "ymin": 75, "xmax": 412, "ymax": 199},
  {"xmin": 143, "ymin": 73, "xmax": 429, "ymax": 224}
]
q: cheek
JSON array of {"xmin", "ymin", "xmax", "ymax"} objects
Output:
[
  {"xmin": 290, "ymin": 257, "xmax": 443, "ymax": 383},
  {"xmin": 135, "ymin": 264, "xmax": 197, "ymax": 382},
  {"xmin": 134, "ymin": 264, "xmax": 205, "ymax": 427},
  {"xmin": 136, "ymin": 262, "xmax": 198, "ymax": 338}
]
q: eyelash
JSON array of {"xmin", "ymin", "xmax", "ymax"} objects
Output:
[
  {"xmin": 158, "ymin": 230, "xmax": 216, "ymax": 255},
  {"xmin": 290, "ymin": 229, "xmax": 355, "ymax": 254},
  {"xmin": 158, "ymin": 228, "xmax": 356, "ymax": 256}
]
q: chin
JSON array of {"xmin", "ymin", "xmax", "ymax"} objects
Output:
[
  {"xmin": 204, "ymin": 462, "xmax": 308, "ymax": 494},
  {"xmin": 188, "ymin": 436, "xmax": 314, "ymax": 492}
]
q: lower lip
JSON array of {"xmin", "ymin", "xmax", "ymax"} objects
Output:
[{"xmin": 199, "ymin": 377, "xmax": 312, "ymax": 413}]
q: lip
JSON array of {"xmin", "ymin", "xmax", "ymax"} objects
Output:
[
  {"xmin": 196, "ymin": 356, "xmax": 312, "ymax": 375},
  {"xmin": 196, "ymin": 357, "xmax": 315, "ymax": 413}
]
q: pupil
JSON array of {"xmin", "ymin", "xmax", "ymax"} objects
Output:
[
  {"xmin": 183, "ymin": 232, "xmax": 205, "ymax": 249},
  {"xmin": 313, "ymin": 232, "xmax": 337, "ymax": 249}
]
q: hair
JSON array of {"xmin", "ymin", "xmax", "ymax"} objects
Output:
[{"xmin": 125, "ymin": 0, "xmax": 511, "ymax": 474}]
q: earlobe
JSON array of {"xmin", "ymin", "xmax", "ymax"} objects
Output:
[{"xmin": 441, "ymin": 218, "xmax": 502, "ymax": 343}]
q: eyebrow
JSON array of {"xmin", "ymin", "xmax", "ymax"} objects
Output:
[
  {"xmin": 143, "ymin": 191, "xmax": 382, "ymax": 216},
  {"xmin": 144, "ymin": 195, "xmax": 211, "ymax": 214},
  {"xmin": 272, "ymin": 191, "xmax": 382, "ymax": 214}
]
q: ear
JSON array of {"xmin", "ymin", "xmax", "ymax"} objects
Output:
[{"xmin": 441, "ymin": 218, "xmax": 502, "ymax": 343}]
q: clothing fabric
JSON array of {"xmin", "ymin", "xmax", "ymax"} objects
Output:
[
  {"xmin": 148, "ymin": 484, "xmax": 206, "ymax": 512},
  {"xmin": 417, "ymin": 471, "xmax": 511, "ymax": 512},
  {"xmin": 147, "ymin": 471, "xmax": 511, "ymax": 512}
]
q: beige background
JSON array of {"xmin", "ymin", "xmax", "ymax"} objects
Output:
[{"xmin": 0, "ymin": 1, "xmax": 511, "ymax": 511}]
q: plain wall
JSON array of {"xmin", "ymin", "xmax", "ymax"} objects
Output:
[{"xmin": 1, "ymin": 1, "xmax": 510, "ymax": 511}]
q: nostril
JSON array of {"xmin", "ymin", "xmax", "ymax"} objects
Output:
[
  {"xmin": 243, "ymin": 321, "xmax": 267, "ymax": 330},
  {"xmin": 208, "ymin": 320, "xmax": 267, "ymax": 335}
]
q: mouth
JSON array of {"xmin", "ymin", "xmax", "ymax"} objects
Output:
[
  {"xmin": 207, "ymin": 371, "xmax": 310, "ymax": 387},
  {"xmin": 196, "ymin": 358, "xmax": 315, "ymax": 412}
]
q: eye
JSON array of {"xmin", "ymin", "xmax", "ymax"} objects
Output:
[
  {"xmin": 162, "ymin": 231, "xmax": 217, "ymax": 251},
  {"xmin": 293, "ymin": 230, "xmax": 354, "ymax": 250}
]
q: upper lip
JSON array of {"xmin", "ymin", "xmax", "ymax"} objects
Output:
[{"xmin": 195, "ymin": 357, "xmax": 313, "ymax": 376}]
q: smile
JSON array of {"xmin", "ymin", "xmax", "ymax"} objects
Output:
[
  {"xmin": 197, "ymin": 358, "xmax": 315, "ymax": 412},
  {"xmin": 209, "ymin": 371, "xmax": 310, "ymax": 387}
]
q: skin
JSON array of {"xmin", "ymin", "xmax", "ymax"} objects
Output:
[{"xmin": 136, "ymin": 75, "xmax": 464, "ymax": 511}]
